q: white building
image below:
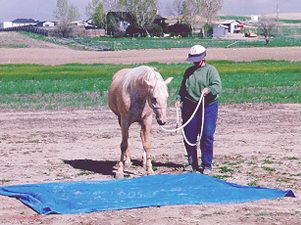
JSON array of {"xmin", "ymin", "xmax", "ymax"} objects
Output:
[
  {"xmin": 36, "ymin": 21, "xmax": 55, "ymax": 27},
  {"xmin": 11, "ymin": 18, "xmax": 38, "ymax": 27},
  {"xmin": 0, "ymin": 21, "xmax": 13, "ymax": 29},
  {"xmin": 251, "ymin": 15, "xmax": 259, "ymax": 22},
  {"xmin": 221, "ymin": 20, "xmax": 244, "ymax": 33},
  {"xmin": 0, "ymin": 18, "xmax": 39, "ymax": 29}
]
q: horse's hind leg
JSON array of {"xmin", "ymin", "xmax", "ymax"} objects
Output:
[
  {"xmin": 116, "ymin": 118, "xmax": 131, "ymax": 179},
  {"xmin": 140, "ymin": 117, "xmax": 154, "ymax": 175}
]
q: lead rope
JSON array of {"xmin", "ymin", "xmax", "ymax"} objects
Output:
[{"xmin": 160, "ymin": 91, "xmax": 205, "ymax": 146}]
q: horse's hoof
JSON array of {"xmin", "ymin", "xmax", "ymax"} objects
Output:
[
  {"xmin": 147, "ymin": 169, "xmax": 155, "ymax": 176},
  {"xmin": 115, "ymin": 172, "xmax": 124, "ymax": 179}
]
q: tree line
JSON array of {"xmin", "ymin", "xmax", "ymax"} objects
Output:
[
  {"xmin": 54, "ymin": 0, "xmax": 278, "ymax": 44},
  {"xmin": 54, "ymin": 0, "xmax": 223, "ymax": 37}
]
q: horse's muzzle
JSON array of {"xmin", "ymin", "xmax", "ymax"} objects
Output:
[
  {"xmin": 157, "ymin": 120, "xmax": 166, "ymax": 126},
  {"xmin": 153, "ymin": 107, "xmax": 167, "ymax": 126}
]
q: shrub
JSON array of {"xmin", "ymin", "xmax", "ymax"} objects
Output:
[
  {"xmin": 146, "ymin": 24, "xmax": 164, "ymax": 37},
  {"xmin": 125, "ymin": 25, "xmax": 147, "ymax": 37},
  {"xmin": 168, "ymin": 23, "xmax": 192, "ymax": 37}
]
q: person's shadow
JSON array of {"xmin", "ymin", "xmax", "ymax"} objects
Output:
[{"xmin": 63, "ymin": 159, "xmax": 184, "ymax": 176}]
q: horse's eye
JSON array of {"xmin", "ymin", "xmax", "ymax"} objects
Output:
[{"xmin": 151, "ymin": 97, "xmax": 157, "ymax": 104}]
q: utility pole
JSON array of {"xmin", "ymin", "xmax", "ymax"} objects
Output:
[
  {"xmin": 276, "ymin": 0, "xmax": 279, "ymax": 34},
  {"xmin": 276, "ymin": 0, "xmax": 279, "ymax": 21}
]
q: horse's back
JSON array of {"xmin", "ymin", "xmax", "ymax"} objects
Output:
[{"xmin": 111, "ymin": 68, "xmax": 130, "ymax": 81}]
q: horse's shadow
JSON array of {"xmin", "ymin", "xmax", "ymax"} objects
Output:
[{"xmin": 63, "ymin": 159, "xmax": 184, "ymax": 176}]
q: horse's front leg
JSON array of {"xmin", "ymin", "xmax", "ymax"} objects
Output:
[
  {"xmin": 116, "ymin": 118, "xmax": 131, "ymax": 179},
  {"xmin": 140, "ymin": 116, "xmax": 154, "ymax": 175}
]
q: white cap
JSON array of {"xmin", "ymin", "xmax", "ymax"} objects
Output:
[{"xmin": 186, "ymin": 45, "xmax": 206, "ymax": 62}]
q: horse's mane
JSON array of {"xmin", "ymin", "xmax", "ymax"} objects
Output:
[{"xmin": 123, "ymin": 66, "xmax": 163, "ymax": 89}]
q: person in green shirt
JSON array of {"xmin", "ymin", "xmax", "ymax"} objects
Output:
[{"xmin": 175, "ymin": 45, "xmax": 222, "ymax": 175}]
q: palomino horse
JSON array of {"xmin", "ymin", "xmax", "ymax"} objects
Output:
[{"xmin": 108, "ymin": 65, "xmax": 173, "ymax": 179}]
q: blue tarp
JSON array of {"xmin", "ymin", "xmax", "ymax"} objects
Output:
[{"xmin": 0, "ymin": 173, "xmax": 295, "ymax": 215}]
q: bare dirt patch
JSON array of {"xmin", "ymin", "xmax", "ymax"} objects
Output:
[
  {"xmin": 1, "ymin": 31, "xmax": 300, "ymax": 224},
  {"xmin": 1, "ymin": 46, "xmax": 301, "ymax": 65},
  {"xmin": 0, "ymin": 104, "xmax": 300, "ymax": 224},
  {"xmin": 1, "ymin": 32, "xmax": 301, "ymax": 64},
  {"xmin": 0, "ymin": 32, "xmax": 66, "ymax": 49}
]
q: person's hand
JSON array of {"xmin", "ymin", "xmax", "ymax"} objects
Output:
[
  {"xmin": 202, "ymin": 87, "xmax": 209, "ymax": 96},
  {"xmin": 175, "ymin": 100, "xmax": 181, "ymax": 108}
]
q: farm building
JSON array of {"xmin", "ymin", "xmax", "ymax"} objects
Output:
[
  {"xmin": 213, "ymin": 24, "xmax": 228, "ymax": 38},
  {"xmin": 106, "ymin": 12, "xmax": 133, "ymax": 36},
  {"xmin": 36, "ymin": 21, "xmax": 55, "ymax": 27},
  {"xmin": 221, "ymin": 20, "xmax": 244, "ymax": 33},
  {"xmin": 0, "ymin": 18, "xmax": 39, "ymax": 29},
  {"xmin": 12, "ymin": 18, "xmax": 39, "ymax": 27},
  {"xmin": 0, "ymin": 18, "xmax": 38, "ymax": 29},
  {"xmin": 0, "ymin": 21, "xmax": 13, "ymax": 29}
]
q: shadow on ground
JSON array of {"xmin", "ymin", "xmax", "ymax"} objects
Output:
[{"xmin": 64, "ymin": 159, "xmax": 184, "ymax": 177}]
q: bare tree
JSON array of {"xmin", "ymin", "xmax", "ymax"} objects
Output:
[
  {"xmin": 86, "ymin": 0, "xmax": 106, "ymax": 28},
  {"xmin": 86, "ymin": 0, "xmax": 120, "ymax": 33},
  {"xmin": 102, "ymin": 0, "xmax": 119, "ymax": 12},
  {"xmin": 181, "ymin": 0, "xmax": 203, "ymax": 32},
  {"xmin": 118, "ymin": 0, "xmax": 158, "ymax": 37},
  {"xmin": 173, "ymin": 0, "xmax": 185, "ymax": 22},
  {"xmin": 256, "ymin": 16, "xmax": 278, "ymax": 44},
  {"xmin": 54, "ymin": 0, "xmax": 80, "ymax": 37},
  {"xmin": 200, "ymin": 0, "xmax": 223, "ymax": 25},
  {"xmin": 179, "ymin": 0, "xmax": 223, "ymax": 35}
]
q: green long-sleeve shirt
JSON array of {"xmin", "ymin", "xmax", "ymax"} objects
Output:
[{"xmin": 177, "ymin": 63, "xmax": 222, "ymax": 104}]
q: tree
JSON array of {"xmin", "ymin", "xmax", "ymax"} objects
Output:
[
  {"xmin": 86, "ymin": 0, "xmax": 120, "ymax": 33},
  {"xmin": 118, "ymin": 0, "xmax": 158, "ymax": 37},
  {"xmin": 53, "ymin": 0, "xmax": 80, "ymax": 37},
  {"xmin": 102, "ymin": 0, "xmax": 119, "ymax": 12},
  {"xmin": 256, "ymin": 16, "xmax": 278, "ymax": 45},
  {"xmin": 181, "ymin": 0, "xmax": 203, "ymax": 32},
  {"xmin": 86, "ymin": 0, "xmax": 106, "ymax": 28},
  {"xmin": 179, "ymin": 0, "xmax": 223, "ymax": 35},
  {"xmin": 200, "ymin": 0, "xmax": 223, "ymax": 25}
]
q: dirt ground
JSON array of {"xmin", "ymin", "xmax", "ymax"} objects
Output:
[
  {"xmin": 0, "ymin": 33, "xmax": 301, "ymax": 224},
  {"xmin": 0, "ymin": 104, "xmax": 300, "ymax": 224},
  {"xmin": 2, "ymin": 46, "xmax": 301, "ymax": 65},
  {"xmin": 1, "ymin": 32, "xmax": 301, "ymax": 64}
]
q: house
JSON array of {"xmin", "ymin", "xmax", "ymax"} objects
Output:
[
  {"xmin": 36, "ymin": 21, "xmax": 55, "ymax": 27},
  {"xmin": 1, "ymin": 18, "xmax": 39, "ymax": 29},
  {"xmin": 12, "ymin": 18, "xmax": 39, "ymax": 27},
  {"xmin": 71, "ymin": 20, "xmax": 85, "ymax": 27},
  {"xmin": 221, "ymin": 20, "xmax": 244, "ymax": 33},
  {"xmin": 106, "ymin": 12, "xmax": 134, "ymax": 36},
  {"xmin": 213, "ymin": 24, "xmax": 228, "ymax": 38},
  {"xmin": 84, "ymin": 19, "xmax": 97, "ymax": 29},
  {"xmin": 0, "ymin": 21, "xmax": 13, "ymax": 29},
  {"xmin": 251, "ymin": 15, "xmax": 259, "ymax": 23}
]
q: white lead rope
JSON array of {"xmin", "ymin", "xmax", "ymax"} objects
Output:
[{"xmin": 160, "ymin": 92, "xmax": 205, "ymax": 146}]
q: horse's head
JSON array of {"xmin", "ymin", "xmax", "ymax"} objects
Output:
[{"xmin": 145, "ymin": 75, "xmax": 173, "ymax": 126}]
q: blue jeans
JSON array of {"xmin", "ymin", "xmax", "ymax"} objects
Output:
[{"xmin": 182, "ymin": 99, "xmax": 218, "ymax": 170}]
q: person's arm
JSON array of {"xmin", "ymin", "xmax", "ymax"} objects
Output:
[
  {"xmin": 175, "ymin": 68, "xmax": 192, "ymax": 107},
  {"xmin": 207, "ymin": 67, "xmax": 222, "ymax": 96}
]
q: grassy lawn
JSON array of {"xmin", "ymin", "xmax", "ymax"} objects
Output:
[
  {"xmin": 21, "ymin": 28, "xmax": 301, "ymax": 50},
  {"xmin": 0, "ymin": 61, "xmax": 300, "ymax": 110}
]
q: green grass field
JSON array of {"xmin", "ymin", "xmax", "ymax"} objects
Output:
[
  {"xmin": 22, "ymin": 27, "xmax": 301, "ymax": 50},
  {"xmin": 0, "ymin": 61, "xmax": 300, "ymax": 110}
]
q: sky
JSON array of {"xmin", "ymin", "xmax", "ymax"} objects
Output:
[{"xmin": 0, "ymin": 0, "xmax": 300, "ymax": 21}]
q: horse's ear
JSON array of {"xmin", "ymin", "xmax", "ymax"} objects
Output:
[
  {"xmin": 144, "ymin": 79, "xmax": 155, "ymax": 88},
  {"xmin": 165, "ymin": 77, "xmax": 173, "ymax": 85}
]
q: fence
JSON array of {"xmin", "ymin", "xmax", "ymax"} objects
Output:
[{"xmin": 0, "ymin": 25, "xmax": 50, "ymax": 36}]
